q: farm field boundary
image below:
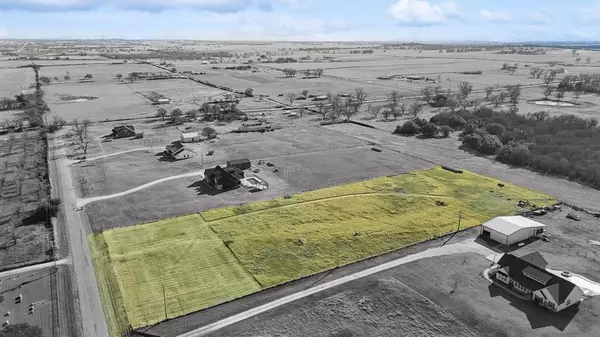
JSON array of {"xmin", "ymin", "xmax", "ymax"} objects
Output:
[{"xmin": 91, "ymin": 167, "xmax": 555, "ymax": 336}]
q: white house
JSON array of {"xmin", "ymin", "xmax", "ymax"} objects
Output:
[
  {"xmin": 495, "ymin": 252, "xmax": 583, "ymax": 312},
  {"xmin": 181, "ymin": 132, "xmax": 201, "ymax": 143},
  {"xmin": 481, "ymin": 216, "xmax": 546, "ymax": 246},
  {"xmin": 157, "ymin": 98, "xmax": 170, "ymax": 105},
  {"xmin": 164, "ymin": 142, "xmax": 197, "ymax": 160}
]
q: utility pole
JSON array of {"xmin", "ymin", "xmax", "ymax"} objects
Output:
[
  {"xmin": 457, "ymin": 210, "xmax": 462, "ymax": 232},
  {"xmin": 163, "ymin": 285, "xmax": 167, "ymax": 320}
]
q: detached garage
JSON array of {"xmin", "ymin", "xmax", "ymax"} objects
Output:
[{"xmin": 481, "ymin": 216, "xmax": 546, "ymax": 246}]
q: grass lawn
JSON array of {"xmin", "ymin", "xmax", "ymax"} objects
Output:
[{"xmin": 91, "ymin": 167, "xmax": 555, "ymax": 336}]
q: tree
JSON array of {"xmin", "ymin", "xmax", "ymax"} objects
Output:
[
  {"xmin": 479, "ymin": 133, "xmax": 503, "ymax": 154},
  {"xmin": 506, "ymin": 84, "xmax": 521, "ymax": 106},
  {"xmin": 48, "ymin": 115, "xmax": 67, "ymax": 133},
  {"xmin": 40, "ymin": 76, "xmax": 51, "ymax": 86},
  {"xmin": 156, "ymin": 108, "xmax": 167, "ymax": 120},
  {"xmin": 367, "ymin": 104, "xmax": 382, "ymax": 119},
  {"xmin": 440, "ymin": 125, "xmax": 451, "ymax": 138},
  {"xmin": 126, "ymin": 73, "xmax": 137, "ymax": 83},
  {"xmin": 575, "ymin": 57, "xmax": 582, "ymax": 64},
  {"xmin": 421, "ymin": 122, "xmax": 439, "ymax": 138},
  {"xmin": 341, "ymin": 100, "xmax": 357, "ymax": 120},
  {"xmin": 394, "ymin": 120, "xmax": 420, "ymax": 135},
  {"xmin": 484, "ymin": 85, "xmax": 494, "ymax": 100},
  {"xmin": 84, "ymin": 74, "xmax": 93, "ymax": 79},
  {"xmin": 433, "ymin": 85, "xmax": 443, "ymax": 97},
  {"xmin": 186, "ymin": 109, "xmax": 197, "ymax": 119},
  {"xmin": 382, "ymin": 109, "xmax": 391, "ymax": 121},
  {"xmin": 201, "ymin": 127, "xmax": 217, "ymax": 139},
  {"xmin": 421, "ymin": 86, "xmax": 433, "ymax": 103},
  {"xmin": 486, "ymin": 123, "xmax": 505, "ymax": 136},
  {"xmin": 543, "ymin": 71, "xmax": 556, "ymax": 87},
  {"xmin": 388, "ymin": 90, "xmax": 401, "ymax": 104},
  {"xmin": 498, "ymin": 92, "xmax": 507, "ymax": 104},
  {"xmin": 301, "ymin": 90, "xmax": 309, "ymax": 97},
  {"xmin": 286, "ymin": 92, "xmax": 297, "ymax": 105},
  {"xmin": 555, "ymin": 89, "xmax": 565, "ymax": 101},
  {"xmin": 543, "ymin": 85, "xmax": 554, "ymax": 99},
  {"xmin": 244, "ymin": 88, "xmax": 254, "ymax": 96},
  {"xmin": 529, "ymin": 67, "xmax": 539, "ymax": 78},
  {"xmin": 71, "ymin": 119, "xmax": 93, "ymax": 154},
  {"xmin": 0, "ymin": 323, "xmax": 43, "ymax": 337},
  {"xmin": 463, "ymin": 133, "xmax": 482, "ymax": 150},
  {"xmin": 171, "ymin": 67, "xmax": 177, "ymax": 73},
  {"xmin": 354, "ymin": 88, "xmax": 367, "ymax": 104},
  {"xmin": 574, "ymin": 88, "xmax": 581, "ymax": 98},
  {"xmin": 316, "ymin": 101, "xmax": 328, "ymax": 119},
  {"xmin": 446, "ymin": 96, "xmax": 458, "ymax": 112},
  {"xmin": 394, "ymin": 103, "xmax": 406, "ymax": 119},
  {"xmin": 586, "ymin": 57, "xmax": 592, "ymax": 64},
  {"xmin": 315, "ymin": 68, "xmax": 324, "ymax": 77},
  {"xmin": 408, "ymin": 101, "xmax": 422, "ymax": 117},
  {"xmin": 170, "ymin": 108, "xmax": 183, "ymax": 124},
  {"xmin": 458, "ymin": 81, "xmax": 473, "ymax": 100},
  {"xmin": 116, "ymin": 74, "xmax": 123, "ymax": 80}
]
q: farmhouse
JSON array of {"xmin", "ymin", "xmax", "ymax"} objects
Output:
[
  {"xmin": 156, "ymin": 98, "xmax": 170, "ymax": 105},
  {"xmin": 494, "ymin": 253, "xmax": 583, "ymax": 312},
  {"xmin": 110, "ymin": 125, "xmax": 136, "ymax": 139},
  {"xmin": 481, "ymin": 216, "xmax": 546, "ymax": 246},
  {"xmin": 164, "ymin": 141, "xmax": 197, "ymax": 160},
  {"xmin": 181, "ymin": 132, "xmax": 201, "ymax": 143},
  {"xmin": 227, "ymin": 158, "xmax": 251, "ymax": 170},
  {"xmin": 204, "ymin": 165, "xmax": 244, "ymax": 191}
]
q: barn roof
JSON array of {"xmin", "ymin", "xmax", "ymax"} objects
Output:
[{"xmin": 483, "ymin": 216, "xmax": 546, "ymax": 236}]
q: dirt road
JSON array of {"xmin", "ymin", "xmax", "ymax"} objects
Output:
[
  {"xmin": 178, "ymin": 238, "xmax": 494, "ymax": 337},
  {"xmin": 50, "ymin": 133, "xmax": 109, "ymax": 337},
  {"xmin": 0, "ymin": 259, "xmax": 70, "ymax": 278}
]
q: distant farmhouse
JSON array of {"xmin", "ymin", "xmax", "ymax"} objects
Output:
[
  {"xmin": 110, "ymin": 125, "xmax": 136, "ymax": 139},
  {"xmin": 227, "ymin": 158, "xmax": 251, "ymax": 170},
  {"xmin": 481, "ymin": 216, "xmax": 546, "ymax": 246},
  {"xmin": 163, "ymin": 141, "xmax": 196, "ymax": 160},
  {"xmin": 493, "ymin": 252, "xmax": 583, "ymax": 312}
]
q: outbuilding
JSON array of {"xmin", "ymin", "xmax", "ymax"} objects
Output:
[
  {"xmin": 227, "ymin": 158, "xmax": 251, "ymax": 170},
  {"xmin": 181, "ymin": 132, "xmax": 201, "ymax": 143},
  {"xmin": 481, "ymin": 216, "xmax": 546, "ymax": 246}
]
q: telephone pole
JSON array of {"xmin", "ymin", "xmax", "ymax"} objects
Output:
[
  {"xmin": 163, "ymin": 285, "xmax": 167, "ymax": 320},
  {"xmin": 457, "ymin": 210, "xmax": 462, "ymax": 232}
]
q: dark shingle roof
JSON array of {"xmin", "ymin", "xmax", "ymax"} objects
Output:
[
  {"xmin": 497, "ymin": 253, "xmax": 578, "ymax": 304},
  {"xmin": 520, "ymin": 252, "xmax": 548, "ymax": 268},
  {"xmin": 523, "ymin": 266, "xmax": 552, "ymax": 285}
]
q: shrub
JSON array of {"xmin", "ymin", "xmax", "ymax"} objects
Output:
[
  {"xmin": 462, "ymin": 123, "xmax": 478, "ymax": 135},
  {"xmin": 497, "ymin": 142, "xmax": 532, "ymax": 166},
  {"xmin": 395, "ymin": 121, "xmax": 421, "ymax": 135},
  {"xmin": 463, "ymin": 133, "xmax": 482, "ymax": 149},
  {"xmin": 486, "ymin": 123, "xmax": 506, "ymax": 136},
  {"xmin": 429, "ymin": 112, "xmax": 452, "ymax": 126},
  {"xmin": 479, "ymin": 133, "xmax": 503, "ymax": 154},
  {"xmin": 413, "ymin": 117, "xmax": 428, "ymax": 128},
  {"xmin": 440, "ymin": 125, "xmax": 452, "ymax": 138},
  {"xmin": 421, "ymin": 122, "xmax": 439, "ymax": 138},
  {"xmin": 449, "ymin": 115, "xmax": 466, "ymax": 130}
]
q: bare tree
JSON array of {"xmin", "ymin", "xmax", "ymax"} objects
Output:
[
  {"xmin": 586, "ymin": 57, "xmax": 592, "ymax": 64},
  {"xmin": 171, "ymin": 108, "xmax": 183, "ymax": 124},
  {"xmin": 529, "ymin": 67, "xmax": 539, "ymax": 78},
  {"xmin": 446, "ymin": 96, "xmax": 458, "ymax": 112},
  {"xmin": 341, "ymin": 100, "xmax": 357, "ymax": 120},
  {"xmin": 555, "ymin": 89, "xmax": 565, "ymax": 101},
  {"xmin": 433, "ymin": 85, "xmax": 443, "ymax": 96},
  {"xmin": 576, "ymin": 57, "xmax": 582, "ymax": 64},
  {"xmin": 543, "ymin": 85, "xmax": 554, "ymax": 99},
  {"xmin": 574, "ymin": 88, "xmax": 581, "ymax": 98},
  {"xmin": 458, "ymin": 81, "xmax": 473, "ymax": 100},
  {"xmin": 286, "ymin": 92, "xmax": 297, "ymax": 105},
  {"xmin": 421, "ymin": 86, "xmax": 433, "ymax": 103},
  {"xmin": 543, "ymin": 71, "xmax": 556, "ymax": 87},
  {"xmin": 156, "ymin": 108, "xmax": 168, "ymax": 120},
  {"xmin": 408, "ymin": 101, "xmax": 422, "ymax": 117},
  {"xmin": 354, "ymin": 88, "xmax": 367, "ymax": 104},
  {"xmin": 498, "ymin": 92, "xmax": 507, "ymax": 104},
  {"xmin": 382, "ymin": 109, "xmax": 391, "ymax": 121},
  {"xmin": 367, "ymin": 104, "xmax": 382, "ymax": 119},
  {"xmin": 326, "ymin": 92, "xmax": 335, "ymax": 104},
  {"xmin": 394, "ymin": 103, "xmax": 406, "ymax": 119},
  {"xmin": 388, "ymin": 90, "xmax": 401, "ymax": 103},
  {"xmin": 316, "ymin": 101, "xmax": 328, "ymax": 119},
  {"xmin": 71, "ymin": 119, "xmax": 93, "ymax": 154},
  {"xmin": 484, "ymin": 85, "xmax": 494, "ymax": 100},
  {"xmin": 490, "ymin": 95, "xmax": 501, "ymax": 107}
]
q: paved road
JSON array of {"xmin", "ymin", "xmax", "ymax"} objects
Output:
[
  {"xmin": 51, "ymin": 134, "xmax": 109, "ymax": 337},
  {"xmin": 76, "ymin": 170, "xmax": 205, "ymax": 207},
  {"xmin": 0, "ymin": 259, "xmax": 70, "ymax": 279},
  {"xmin": 178, "ymin": 238, "xmax": 494, "ymax": 337}
]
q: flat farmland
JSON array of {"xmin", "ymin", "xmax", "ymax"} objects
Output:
[
  {"xmin": 0, "ymin": 68, "xmax": 35, "ymax": 97},
  {"xmin": 127, "ymin": 79, "xmax": 228, "ymax": 106},
  {"xmin": 38, "ymin": 63, "xmax": 158, "ymax": 82},
  {"xmin": 91, "ymin": 167, "xmax": 554, "ymax": 336}
]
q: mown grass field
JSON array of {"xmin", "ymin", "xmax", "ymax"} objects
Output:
[{"xmin": 90, "ymin": 167, "xmax": 555, "ymax": 335}]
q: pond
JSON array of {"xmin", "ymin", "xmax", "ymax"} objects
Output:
[{"xmin": 531, "ymin": 100, "xmax": 575, "ymax": 107}]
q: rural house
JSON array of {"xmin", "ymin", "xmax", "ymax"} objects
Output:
[
  {"xmin": 204, "ymin": 165, "xmax": 244, "ymax": 191},
  {"xmin": 481, "ymin": 216, "xmax": 546, "ymax": 246},
  {"xmin": 181, "ymin": 132, "xmax": 201, "ymax": 143},
  {"xmin": 163, "ymin": 141, "xmax": 197, "ymax": 160},
  {"xmin": 227, "ymin": 158, "xmax": 251, "ymax": 170},
  {"xmin": 110, "ymin": 125, "xmax": 136, "ymax": 139},
  {"xmin": 494, "ymin": 252, "xmax": 583, "ymax": 312}
]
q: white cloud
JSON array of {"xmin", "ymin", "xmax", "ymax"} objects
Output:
[
  {"xmin": 480, "ymin": 9, "xmax": 511, "ymax": 23},
  {"xmin": 389, "ymin": 0, "xmax": 459, "ymax": 26},
  {"xmin": 0, "ymin": 0, "xmax": 269, "ymax": 12},
  {"xmin": 582, "ymin": 2, "xmax": 600, "ymax": 23},
  {"xmin": 0, "ymin": 27, "xmax": 7, "ymax": 37}
]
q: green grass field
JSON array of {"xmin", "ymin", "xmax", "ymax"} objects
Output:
[{"xmin": 89, "ymin": 167, "xmax": 556, "ymax": 335}]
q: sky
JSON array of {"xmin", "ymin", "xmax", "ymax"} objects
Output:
[{"xmin": 0, "ymin": 0, "xmax": 598, "ymax": 41}]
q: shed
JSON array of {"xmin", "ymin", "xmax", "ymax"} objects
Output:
[
  {"xmin": 181, "ymin": 132, "xmax": 201, "ymax": 143},
  {"xmin": 227, "ymin": 158, "xmax": 251, "ymax": 170},
  {"xmin": 157, "ymin": 98, "xmax": 170, "ymax": 104},
  {"xmin": 481, "ymin": 216, "xmax": 546, "ymax": 246}
]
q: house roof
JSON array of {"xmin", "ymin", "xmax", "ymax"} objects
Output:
[
  {"xmin": 483, "ymin": 216, "xmax": 546, "ymax": 236},
  {"xmin": 520, "ymin": 252, "xmax": 548, "ymax": 268},
  {"xmin": 181, "ymin": 132, "xmax": 199, "ymax": 138},
  {"xmin": 113, "ymin": 125, "xmax": 135, "ymax": 133},
  {"xmin": 497, "ymin": 253, "xmax": 578, "ymax": 304},
  {"xmin": 205, "ymin": 165, "xmax": 242, "ymax": 187},
  {"xmin": 227, "ymin": 158, "xmax": 250, "ymax": 166},
  {"xmin": 166, "ymin": 141, "xmax": 184, "ymax": 153}
]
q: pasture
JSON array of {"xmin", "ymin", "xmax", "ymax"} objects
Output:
[{"xmin": 90, "ymin": 167, "xmax": 554, "ymax": 335}]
